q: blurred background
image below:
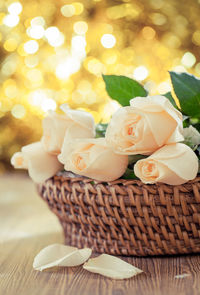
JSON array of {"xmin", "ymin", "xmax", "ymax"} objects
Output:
[{"xmin": 0, "ymin": 0, "xmax": 200, "ymax": 173}]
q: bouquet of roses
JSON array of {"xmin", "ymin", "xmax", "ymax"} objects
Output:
[{"xmin": 11, "ymin": 71, "xmax": 200, "ymax": 186}]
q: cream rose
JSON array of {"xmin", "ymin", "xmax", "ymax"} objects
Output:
[
  {"xmin": 11, "ymin": 142, "xmax": 62, "ymax": 183},
  {"xmin": 134, "ymin": 143, "xmax": 199, "ymax": 185},
  {"xmin": 41, "ymin": 105, "xmax": 95, "ymax": 155},
  {"xmin": 105, "ymin": 95, "xmax": 183, "ymax": 155},
  {"xmin": 58, "ymin": 138, "xmax": 128, "ymax": 182}
]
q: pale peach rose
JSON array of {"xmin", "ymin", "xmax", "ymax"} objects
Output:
[
  {"xmin": 134, "ymin": 143, "xmax": 199, "ymax": 185},
  {"xmin": 58, "ymin": 138, "xmax": 128, "ymax": 182},
  {"xmin": 11, "ymin": 142, "xmax": 62, "ymax": 183},
  {"xmin": 41, "ymin": 105, "xmax": 95, "ymax": 155},
  {"xmin": 105, "ymin": 95, "xmax": 183, "ymax": 155}
]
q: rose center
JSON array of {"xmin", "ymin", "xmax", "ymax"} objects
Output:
[
  {"xmin": 142, "ymin": 161, "xmax": 158, "ymax": 178},
  {"xmin": 16, "ymin": 157, "xmax": 23, "ymax": 166},
  {"xmin": 124, "ymin": 115, "xmax": 141, "ymax": 139},
  {"xmin": 127, "ymin": 126, "xmax": 134, "ymax": 136},
  {"xmin": 75, "ymin": 155, "xmax": 87, "ymax": 171}
]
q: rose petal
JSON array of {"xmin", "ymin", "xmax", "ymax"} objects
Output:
[
  {"xmin": 33, "ymin": 244, "xmax": 92, "ymax": 271},
  {"xmin": 22, "ymin": 142, "xmax": 62, "ymax": 183},
  {"xmin": 83, "ymin": 254, "xmax": 143, "ymax": 279},
  {"xmin": 10, "ymin": 152, "xmax": 28, "ymax": 169},
  {"xmin": 61, "ymin": 104, "xmax": 95, "ymax": 132}
]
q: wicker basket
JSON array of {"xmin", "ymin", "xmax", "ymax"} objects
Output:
[{"xmin": 37, "ymin": 172, "xmax": 200, "ymax": 256}]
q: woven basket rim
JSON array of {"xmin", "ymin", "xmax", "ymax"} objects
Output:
[{"xmin": 52, "ymin": 171, "xmax": 200, "ymax": 187}]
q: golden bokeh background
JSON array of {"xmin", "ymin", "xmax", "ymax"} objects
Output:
[{"xmin": 0, "ymin": 0, "xmax": 200, "ymax": 173}]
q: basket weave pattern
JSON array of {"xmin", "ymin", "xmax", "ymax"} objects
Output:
[{"xmin": 38, "ymin": 174, "xmax": 200, "ymax": 256}]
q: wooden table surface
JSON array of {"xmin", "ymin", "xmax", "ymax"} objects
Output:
[{"xmin": 1, "ymin": 174, "xmax": 200, "ymax": 295}]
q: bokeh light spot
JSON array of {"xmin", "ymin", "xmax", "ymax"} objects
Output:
[
  {"xmin": 133, "ymin": 66, "xmax": 149, "ymax": 81},
  {"xmin": 25, "ymin": 55, "xmax": 38, "ymax": 68},
  {"xmin": 45, "ymin": 27, "xmax": 64, "ymax": 47},
  {"xmin": 73, "ymin": 21, "xmax": 88, "ymax": 35},
  {"xmin": 4, "ymin": 38, "xmax": 18, "ymax": 52},
  {"xmin": 73, "ymin": 2, "xmax": 84, "ymax": 15},
  {"xmin": 5, "ymin": 84, "xmax": 18, "ymax": 98},
  {"xmin": 192, "ymin": 31, "xmax": 200, "ymax": 46},
  {"xmin": 8, "ymin": 2, "xmax": 22, "ymax": 15},
  {"xmin": 3, "ymin": 14, "xmax": 19, "ymax": 27},
  {"xmin": 142, "ymin": 26, "xmax": 156, "ymax": 40},
  {"xmin": 61, "ymin": 5, "xmax": 75, "ymax": 17},
  {"xmin": 181, "ymin": 52, "xmax": 196, "ymax": 68},
  {"xmin": 30, "ymin": 16, "xmax": 45, "ymax": 27},
  {"xmin": 11, "ymin": 104, "xmax": 26, "ymax": 119},
  {"xmin": 56, "ymin": 57, "xmax": 81, "ymax": 80},
  {"xmin": 157, "ymin": 81, "xmax": 171, "ymax": 94},
  {"xmin": 101, "ymin": 34, "xmax": 116, "ymax": 48},
  {"xmin": 27, "ymin": 25, "xmax": 45, "ymax": 39},
  {"xmin": 24, "ymin": 40, "xmax": 39, "ymax": 54}
]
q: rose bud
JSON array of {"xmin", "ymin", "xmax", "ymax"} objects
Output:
[
  {"xmin": 11, "ymin": 142, "xmax": 62, "ymax": 183},
  {"xmin": 134, "ymin": 143, "xmax": 199, "ymax": 185},
  {"xmin": 58, "ymin": 138, "xmax": 128, "ymax": 182}
]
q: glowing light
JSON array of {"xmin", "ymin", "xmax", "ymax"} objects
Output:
[
  {"xmin": 45, "ymin": 27, "xmax": 64, "ymax": 47},
  {"xmin": 192, "ymin": 31, "xmax": 200, "ymax": 46},
  {"xmin": 150, "ymin": 13, "xmax": 166, "ymax": 26},
  {"xmin": 29, "ymin": 90, "xmax": 57, "ymax": 112},
  {"xmin": 101, "ymin": 34, "xmax": 116, "ymax": 48},
  {"xmin": 56, "ymin": 57, "xmax": 80, "ymax": 80},
  {"xmin": 142, "ymin": 26, "xmax": 156, "ymax": 40},
  {"xmin": 71, "ymin": 35, "xmax": 86, "ymax": 59},
  {"xmin": 5, "ymin": 84, "xmax": 18, "ymax": 98},
  {"xmin": 71, "ymin": 35, "xmax": 86, "ymax": 49},
  {"xmin": 25, "ymin": 55, "xmax": 38, "ymax": 68},
  {"xmin": 181, "ymin": 52, "xmax": 196, "ymax": 68},
  {"xmin": 78, "ymin": 80, "xmax": 92, "ymax": 93},
  {"xmin": 27, "ymin": 69, "xmax": 43, "ymax": 86},
  {"xmin": 3, "ymin": 14, "xmax": 19, "ymax": 27},
  {"xmin": 61, "ymin": 5, "xmax": 75, "ymax": 17},
  {"xmin": 1, "ymin": 57, "xmax": 17, "ymax": 76},
  {"xmin": 73, "ymin": 21, "xmax": 88, "ymax": 35},
  {"xmin": 27, "ymin": 25, "xmax": 45, "ymax": 39},
  {"xmin": 157, "ymin": 82, "xmax": 171, "ymax": 94},
  {"xmin": 3, "ymin": 38, "xmax": 18, "ymax": 52},
  {"xmin": 86, "ymin": 58, "xmax": 104, "ymax": 75},
  {"xmin": 172, "ymin": 65, "xmax": 187, "ymax": 73},
  {"xmin": 133, "ymin": 66, "xmax": 149, "ymax": 81},
  {"xmin": 24, "ymin": 40, "xmax": 39, "ymax": 54},
  {"xmin": 41, "ymin": 98, "xmax": 57, "ymax": 112},
  {"xmin": 30, "ymin": 16, "xmax": 45, "ymax": 27},
  {"xmin": 11, "ymin": 104, "xmax": 26, "ymax": 119},
  {"xmin": 73, "ymin": 2, "xmax": 84, "ymax": 15},
  {"xmin": 8, "ymin": 2, "xmax": 22, "ymax": 15}
]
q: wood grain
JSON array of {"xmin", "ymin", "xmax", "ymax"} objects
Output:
[{"xmin": 1, "ymin": 174, "xmax": 200, "ymax": 295}]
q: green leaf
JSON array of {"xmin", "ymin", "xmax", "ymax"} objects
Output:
[
  {"xmin": 196, "ymin": 146, "xmax": 200, "ymax": 161},
  {"xmin": 95, "ymin": 123, "xmax": 108, "ymax": 138},
  {"xmin": 163, "ymin": 92, "xmax": 178, "ymax": 109},
  {"xmin": 169, "ymin": 71, "xmax": 200, "ymax": 117},
  {"xmin": 102, "ymin": 75, "xmax": 147, "ymax": 106},
  {"xmin": 121, "ymin": 168, "xmax": 138, "ymax": 180}
]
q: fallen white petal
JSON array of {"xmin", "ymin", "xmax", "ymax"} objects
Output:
[
  {"xmin": 83, "ymin": 254, "xmax": 143, "ymax": 279},
  {"xmin": 33, "ymin": 244, "xmax": 92, "ymax": 271}
]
